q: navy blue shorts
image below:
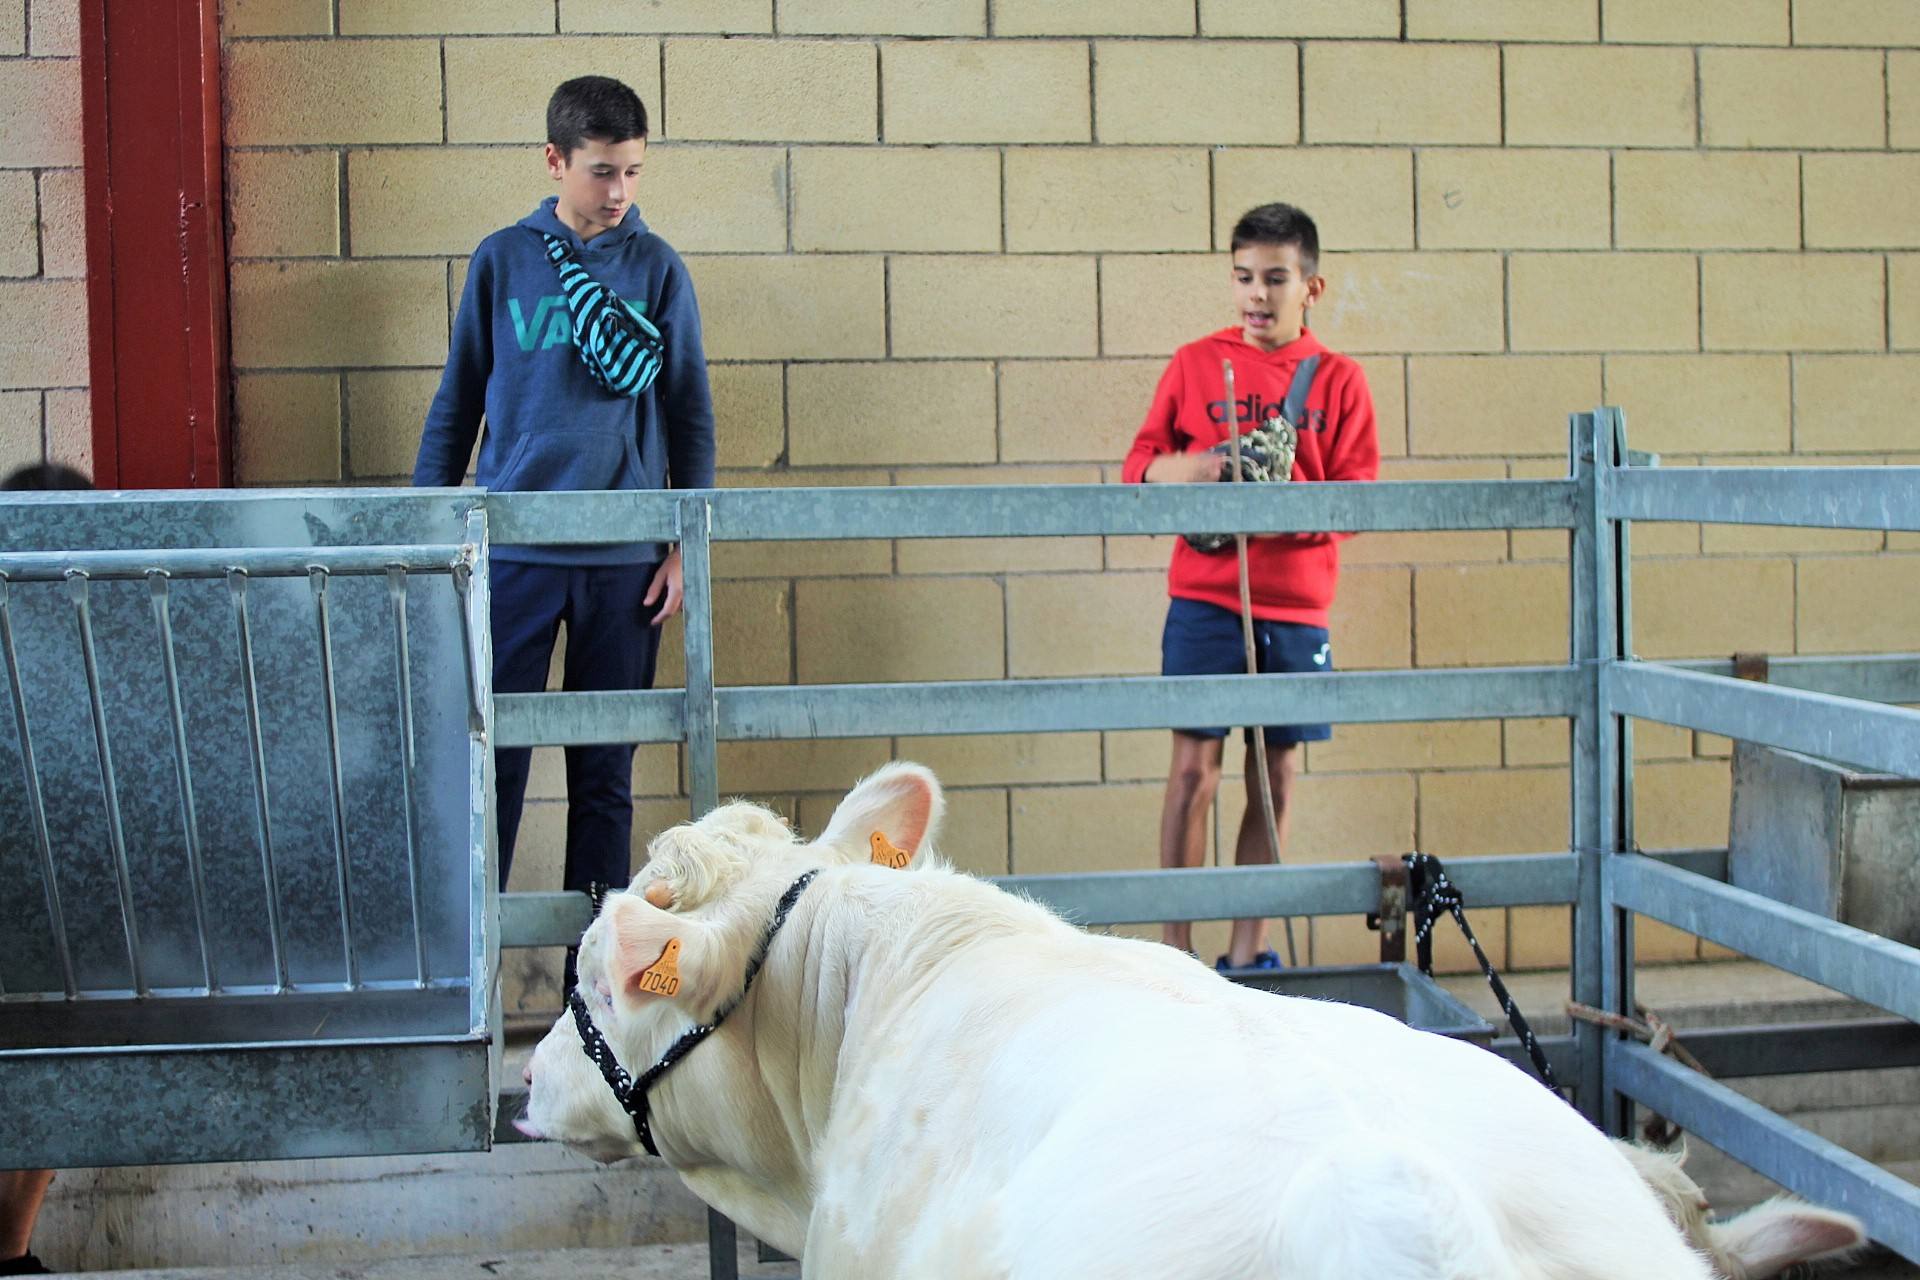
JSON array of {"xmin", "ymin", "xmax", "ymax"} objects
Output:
[{"xmin": 1160, "ymin": 597, "xmax": 1333, "ymax": 746}]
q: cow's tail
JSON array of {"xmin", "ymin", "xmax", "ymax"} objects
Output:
[{"xmin": 1267, "ymin": 1142, "xmax": 1524, "ymax": 1280}]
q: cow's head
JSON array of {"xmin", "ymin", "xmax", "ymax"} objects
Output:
[{"xmin": 517, "ymin": 763, "xmax": 944, "ymax": 1164}]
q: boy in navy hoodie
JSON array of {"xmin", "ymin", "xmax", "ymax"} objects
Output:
[{"xmin": 414, "ymin": 76, "xmax": 715, "ymax": 940}]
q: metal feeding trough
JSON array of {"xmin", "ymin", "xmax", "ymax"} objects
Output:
[
  {"xmin": 0, "ymin": 492, "xmax": 497, "ymax": 1168},
  {"xmin": 1225, "ymin": 962, "xmax": 1497, "ymax": 1045}
]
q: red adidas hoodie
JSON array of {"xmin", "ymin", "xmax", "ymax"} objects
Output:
[{"xmin": 1121, "ymin": 327, "xmax": 1380, "ymax": 627}]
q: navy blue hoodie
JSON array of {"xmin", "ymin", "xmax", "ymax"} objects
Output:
[{"xmin": 413, "ymin": 197, "xmax": 715, "ymax": 564}]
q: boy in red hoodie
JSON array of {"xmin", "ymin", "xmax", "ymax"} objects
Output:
[{"xmin": 1122, "ymin": 203, "xmax": 1380, "ymax": 971}]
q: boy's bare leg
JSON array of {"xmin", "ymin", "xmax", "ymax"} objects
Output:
[
  {"xmin": 1158, "ymin": 732, "xmax": 1224, "ymax": 954},
  {"xmin": 0, "ymin": 1169, "xmax": 54, "ymax": 1260},
  {"xmin": 1226, "ymin": 742, "xmax": 1300, "ymax": 966}
]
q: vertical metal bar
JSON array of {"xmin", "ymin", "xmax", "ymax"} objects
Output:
[
  {"xmin": 228, "ymin": 568, "xmax": 289, "ymax": 991},
  {"xmin": 67, "ymin": 569, "xmax": 146, "ymax": 995},
  {"xmin": 148, "ymin": 570, "xmax": 215, "ymax": 992},
  {"xmin": 450, "ymin": 557, "xmax": 486, "ymax": 735},
  {"xmin": 462, "ymin": 511, "xmax": 497, "ymax": 1043},
  {"xmin": 1610, "ymin": 408, "xmax": 1639, "ymax": 1076},
  {"xmin": 1569, "ymin": 412, "xmax": 1612, "ymax": 1125},
  {"xmin": 309, "ymin": 566, "xmax": 359, "ymax": 989},
  {"xmin": 0, "ymin": 573, "xmax": 77, "ymax": 998},
  {"xmin": 705, "ymin": 1206, "xmax": 739, "ymax": 1280},
  {"xmin": 680, "ymin": 495, "xmax": 720, "ymax": 819},
  {"xmin": 387, "ymin": 566, "xmax": 428, "ymax": 987}
]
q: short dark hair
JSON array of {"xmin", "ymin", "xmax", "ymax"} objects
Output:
[
  {"xmin": 2, "ymin": 462, "xmax": 93, "ymax": 491},
  {"xmin": 1230, "ymin": 203, "xmax": 1320, "ymax": 274},
  {"xmin": 546, "ymin": 75, "xmax": 649, "ymax": 156}
]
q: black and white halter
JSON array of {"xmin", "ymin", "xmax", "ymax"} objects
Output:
[{"xmin": 569, "ymin": 870, "xmax": 819, "ymax": 1158}]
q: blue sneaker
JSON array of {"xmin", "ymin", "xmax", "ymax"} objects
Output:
[{"xmin": 1215, "ymin": 949, "xmax": 1284, "ymax": 973}]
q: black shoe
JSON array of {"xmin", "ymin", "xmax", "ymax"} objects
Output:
[{"xmin": 0, "ymin": 1253, "xmax": 54, "ymax": 1275}]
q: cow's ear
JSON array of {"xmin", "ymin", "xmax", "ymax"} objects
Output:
[
  {"xmin": 603, "ymin": 892, "xmax": 720, "ymax": 1015},
  {"xmin": 819, "ymin": 762, "xmax": 944, "ymax": 867}
]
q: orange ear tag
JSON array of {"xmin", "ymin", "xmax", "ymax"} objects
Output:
[
  {"xmin": 637, "ymin": 937, "xmax": 682, "ymax": 998},
  {"xmin": 870, "ymin": 830, "xmax": 912, "ymax": 869}
]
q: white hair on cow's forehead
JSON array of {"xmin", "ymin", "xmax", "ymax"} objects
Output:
[{"xmin": 639, "ymin": 799, "xmax": 797, "ymax": 908}]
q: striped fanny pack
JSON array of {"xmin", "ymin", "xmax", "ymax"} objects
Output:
[{"xmin": 540, "ymin": 231, "xmax": 666, "ymax": 398}]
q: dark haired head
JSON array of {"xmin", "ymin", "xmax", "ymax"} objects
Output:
[
  {"xmin": 2, "ymin": 462, "xmax": 93, "ymax": 491},
  {"xmin": 1230, "ymin": 203, "xmax": 1320, "ymax": 275},
  {"xmin": 547, "ymin": 75, "xmax": 650, "ymax": 158}
]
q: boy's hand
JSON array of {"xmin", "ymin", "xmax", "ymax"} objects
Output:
[
  {"xmin": 645, "ymin": 547, "xmax": 684, "ymax": 625},
  {"xmin": 1146, "ymin": 451, "xmax": 1227, "ymax": 484}
]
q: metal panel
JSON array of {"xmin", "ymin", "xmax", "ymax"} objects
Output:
[
  {"xmin": 1610, "ymin": 1041, "xmax": 1920, "ymax": 1263},
  {"xmin": 1607, "ymin": 662, "xmax": 1920, "ymax": 780},
  {"xmin": 1611, "ymin": 855, "xmax": 1920, "ymax": 1024},
  {"xmin": 0, "ymin": 490, "xmax": 480, "ymax": 554},
  {"xmin": 1610, "ymin": 465, "xmax": 1920, "ymax": 532}
]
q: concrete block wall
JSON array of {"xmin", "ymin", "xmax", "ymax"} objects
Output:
[{"xmin": 9, "ymin": 0, "xmax": 1919, "ymax": 1001}]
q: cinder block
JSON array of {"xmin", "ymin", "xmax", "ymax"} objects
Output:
[
  {"xmin": 1407, "ymin": 0, "xmax": 1595, "ymax": 41},
  {"xmin": 1894, "ymin": 256, "xmax": 1920, "ymax": 351},
  {"xmin": 791, "ymin": 147, "xmax": 998, "ymax": 252},
  {"xmin": 1005, "ymin": 572, "xmax": 1164, "ymax": 677},
  {"xmin": 230, "ymin": 260, "xmax": 449, "ymax": 369},
  {"xmin": 999, "ymin": 359, "xmax": 1166, "ymax": 463},
  {"xmin": 787, "ymin": 361, "xmax": 996, "ymax": 466},
  {"xmin": 1416, "ymin": 149, "xmax": 1609, "ymax": 251},
  {"xmin": 796, "ymin": 576, "xmax": 1005, "ymax": 683},
  {"xmin": 710, "ymin": 467, "xmax": 893, "ymax": 580},
  {"xmin": 919, "ymin": 787, "xmax": 1010, "ymax": 880},
  {"xmin": 1696, "ymin": 732, "xmax": 1733, "ymax": 758},
  {"xmin": 686, "ymin": 255, "xmax": 885, "ymax": 360},
  {"xmin": 0, "ymin": 279, "xmax": 83, "ymax": 388},
  {"xmin": 1507, "ymin": 906, "xmax": 1573, "ymax": 970},
  {"xmin": 1363, "ymin": 356, "xmax": 1409, "ymax": 460},
  {"xmin": 560, "ymin": 0, "xmax": 770, "ymax": 32},
  {"xmin": 1009, "ymin": 781, "xmax": 1166, "ymax": 874},
  {"xmin": 1615, "ymin": 152, "xmax": 1800, "ymax": 251},
  {"xmin": 1006, "ymin": 148, "xmax": 1208, "ymax": 252},
  {"xmin": 0, "ymin": 59, "xmax": 78, "ymax": 166},
  {"xmin": 222, "ymin": 0, "xmax": 331, "ymax": 37},
  {"xmin": 1214, "ymin": 147, "xmax": 1413, "ymax": 252},
  {"xmin": 1603, "ymin": 355, "xmax": 1791, "ymax": 455},
  {"xmin": 1200, "ymin": 0, "xmax": 1399, "ymax": 37},
  {"xmin": 1104, "ymin": 531, "xmax": 1181, "ymax": 571},
  {"xmin": 43, "ymin": 387, "xmax": 85, "ymax": 472},
  {"xmin": 654, "ymin": 579, "xmax": 795, "ymax": 688},
  {"xmin": 1631, "ymin": 720, "xmax": 1696, "ymax": 763},
  {"xmin": 1421, "ymin": 767, "xmax": 1570, "ymax": 892},
  {"xmin": 1340, "ymin": 459, "xmax": 1509, "ymax": 567},
  {"xmin": 1701, "ymin": 50, "xmax": 1885, "ymax": 149},
  {"xmin": 1415, "ymin": 564, "xmax": 1569, "ymax": 668},
  {"xmin": 1794, "ymin": 356, "xmax": 1920, "ymax": 453},
  {"xmin": 667, "ymin": 38, "xmax": 874, "ymax": 143},
  {"xmin": 1312, "ymin": 253, "xmax": 1506, "ymax": 355},
  {"xmin": 1510, "ymin": 253, "xmax": 1699, "ymax": 354},
  {"xmin": 896, "ymin": 732, "xmax": 1101, "ymax": 788},
  {"xmin": 892, "ymin": 255, "xmax": 1097, "ymax": 358},
  {"xmin": 1504, "ymin": 45, "xmax": 1695, "ymax": 148},
  {"xmin": 997, "ymin": 0, "xmax": 1194, "ymax": 35},
  {"xmin": 1327, "ymin": 567, "xmax": 1411, "ymax": 670},
  {"xmin": 779, "ymin": 0, "xmax": 983, "ymax": 33},
  {"xmin": 718, "ymin": 738, "xmax": 891, "ymax": 794},
  {"xmin": 226, "ymin": 40, "xmax": 440, "ymax": 146},
  {"xmin": 1407, "ymin": 357, "xmax": 1602, "ymax": 458},
  {"xmin": 1799, "ymin": 556, "xmax": 1920, "ymax": 653},
  {"xmin": 233, "ymin": 372, "xmax": 341, "ymax": 485},
  {"xmin": 1601, "ymin": 0, "xmax": 1788, "ymax": 45},
  {"xmin": 446, "ymin": 37, "xmax": 662, "ymax": 144},
  {"xmin": 27, "ymin": 0, "xmax": 76, "ymax": 61},
  {"xmin": 1304, "ymin": 43, "xmax": 1500, "ymax": 145},
  {"xmin": 1307, "ymin": 722, "xmax": 1501, "ymax": 774},
  {"xmin": 884, "ymin": 41, "xmax": 1090, "ymax": 144},
  {"xmin": 0, "ymin": 391, "xmax": 37, "ymax": 473},
  {"xmin": 1, "ymin": 0, "xmax": 26, "ymax": 52},
  {"xmin": 1257, "ymin": 771, "xmax": 1415, "ymax": 864},
  {"xmin": 709, "ymin": 363, "xmax": 784, "ymax": 469},
  {"xmin": 1635, "ymin": 759, "xmax": 1734, "ymax": 851},
  {"xmin": 344, "ymin": 369, "xmax": 436, "ymax": 480},
  {"xmin": 340, "ymin": 0, "xmax": 554, "ymax": 33},
  {"xmin": 634, "ymin": 145, "xmax": 789, "ymax": 253},
  {"xmin": 229, "ymin": 150, "xmax": 340, "ymax": 258},
  {"xmin": 1631, "ymin": 557, "xmax": 1794, "ymax": 659},
  {"xmin": 1095, "ymin": 41, "xmax": 1297, "ymax": 146},
  {"xmin": 1792, "ymin": 0, "xmax": 1920, "ymax": 46},
  {"xmin": 1895, "ymin": 52, "xmax": 1920, "ymax": 149},
  {"xmin": 1099, "ymin": 254, "xmax": 1232, "ymax": 359},
  {"xmin": 347, "ymin": 148, "xmax": 535, "ymax": 257},
  {"xmin": 0, "ymin": 172, "xmax": 34, "ymax": 276},
  {"xmin": 1103, "ymin": 729, "xmax": 1172, "ymax": 782},
  {"xmin": 1505, "ymin": 718, "xmax": 1570, "ymax": 768},
  {"xmin": 524, "ymin": 741, "xmax": 679, "ymax": 802},
  {"xmin": 1702, "ymin": 254, "xmax": 1884, "ymax": 353},
  {"xmin": 894, "ymin": 464, "xmax": 1106, "ymax": 574},
  {"xmin": 1805, "ymin": 156, "xmax": 1920, "ymax": 250}
]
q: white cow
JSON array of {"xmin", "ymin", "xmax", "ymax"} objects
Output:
[{"xmin": 516, "ymin": 763, "xmax": 1831, "ymax": 1278}]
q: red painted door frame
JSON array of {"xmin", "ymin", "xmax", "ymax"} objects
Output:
[{"xmin": 79, "ymin": 0, "xmax": 229, "ymax": 489}]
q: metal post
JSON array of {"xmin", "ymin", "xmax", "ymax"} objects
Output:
[
  {"xmin": 1606, "ymin": 408, "xmax": 1638, "ymax": 1140},
  {"xmin": 148, "ymin": 570, "xmax": 216, "ymax": 992},
  {"xmin": 681, "ymin": 495, "xmax": 720, "ymax": 820}
]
